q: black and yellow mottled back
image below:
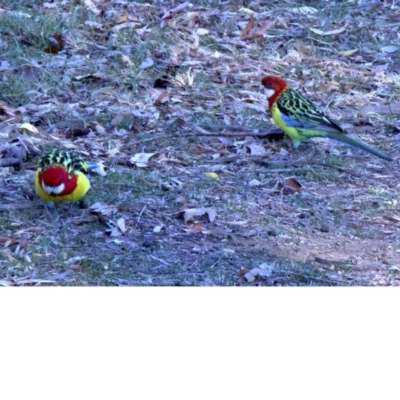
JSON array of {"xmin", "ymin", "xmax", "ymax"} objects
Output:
[
  {"xmin": 38, "ymin": 149, "xmax": 88, "ymax": 175},
  {"xmin": 277, "ymin": 87, "xmax": 344, "ymax": 133}
]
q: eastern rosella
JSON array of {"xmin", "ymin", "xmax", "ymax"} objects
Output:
[
  {"xmin": 35, "ymin": 149, "xmax": 91, "ymax": 202},
  {"xmin": 261, "ymin": 76, "xmax": 393, "ymax": 161}
]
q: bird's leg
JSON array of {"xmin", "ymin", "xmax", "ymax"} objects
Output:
[{"xmin": 43, "ymin": 201, "xmax": 59, "ymax": 222}]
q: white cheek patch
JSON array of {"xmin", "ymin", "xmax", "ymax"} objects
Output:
[
  {"xmin": 264, "ymin": 88, "xmax": 275, "ymax": 98},
  {"xmin": 41, "ymin": 181, "xmax": 65, "ymax": 195}
]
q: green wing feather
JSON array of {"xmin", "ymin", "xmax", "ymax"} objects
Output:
[{"xmin": 277, "ymin": 88, "xmax": 345, "ymax": 133}]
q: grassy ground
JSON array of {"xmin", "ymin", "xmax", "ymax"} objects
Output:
[{"xmin": 0, "ymin": 0, "xmax": 400, "ymax": 286}]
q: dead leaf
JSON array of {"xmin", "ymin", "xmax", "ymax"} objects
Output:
[
  {"xmin": 183, "ymin": 207, "xmax": 217, "ymax": 223},
  {"xmin": 90, "ymin": 202, "xmax": 118, "ymax": 216},
  {"xmin": 246, "ymin": 142, "xmax": 266, "ymax": 155},
  {"xmin": 83, "ymin": 0, "xmax": 101, "ymax": 15},
  {"xmin": 153, "ymin": 225, "xmax": 163, "ymax": 233},
  {"xmin": 111, "ymin": 21, "xmax": 141, "ymax": 32},
  {"xmin": 271, "ymin": 177, "xmax": 302, "ymax": 195},
  {"xmin": 244, "ymin": 20, "xmax": 274, "ymax": 40},
  {"xmin": 108, "ymin": 223, "xmax": 123, "ymax": 237},
  {"xmin": 244, "ymin": 263, "xmax": 273, "ymax": 282},
  {"xmin": 381, "ymin": 45, "xmax": 399, "ymax": 54},
  {"xmin": 121, "ymin": 55, "xmax": 134, "ymax": 67},
  {"xmin": 309, "ymin": 22, "xmax": 348, "ymax": 36},
  {"xmin": 241, "ymin": 15, "xmax": 255, "ymax": 38},
  {"xmin": 162, "ymin": 2, "xmax": 191, "ymax": 19},
  {"xmin": 226, "ymin": 221, "xmax": 248, "ymax": 227},
  {"xmin": 384, "ymin": 215, "xmax": 400, "ymax": 224},
  {"xmin": 339, "ymin": 49, "xmax": 358, "ymax": 56},
  {"xmin": 18, "ymin": 122, "xmax": 38, "ymax": 134},
  {"xmin": 140, "ymin": 57, "xmax": 154, "ymax": 69},
  {"xmin": 254, "ymin": 20, "xmax": 274, "ymax": 37},
  {"xmin": 238, "ymin": 7, "xmax": 255, "ymax": 14},
  {"xmin": 0, "ymin": 276, "xmax": 55, "ymax": 286},
  {"xmin": 94, "ymin": 123, "xmax": 107, "ymax": 135},
  {"xmin": 292, "ymin": 40, "xmax": 313, "ymax": 55},
  {"xmin": 44, "ymin": 33, "xmax": 67, "ymax": 54},
  {"xmin": 203, "ymin": 172, "xmax": 219, "ymax": 180},
  {"xmin": 65, "ymin": 256, "xmax": 86, "ymax": 270},
  {"xmin": 275, "ymin": 16, "xmax": 289, "ymax": 29},
  {"xmin": 130, "ymin": 152, "xmax": 158, "ymax": 167},
  {"xmin": 248, "ymin": 179, "xmax": 262, "ymax": 187},
  {"xmin": 85, "ymin": 20, "xmax": 103, "ymax": 29},
  {"xmin": 86, "ymin": 161, "xmax": 107, "ymax": 177},
  {"xmin": 290, "ymin": 6, "xmax": 318, "ymax": 14},
  {"xmin": 183, "ymin": 222, "xmax": 212, "ymax": 234},
  {"xmin": 197, "ymin": 28, "xmax": 209, "ymax": 36},
  {"xmin": 43, "ymin": 2, "xmax": 57, "ymax": 8},
  {"xmin": 285, "ymin": 177, "xmax": 302, "ymax": 192},
  {"xmin": 74, "ymin": 72, "xmax": 106, "ymax": 81},
  {"xmin": 0, "ymin": 60, "xmax": 10, "ymax": 71},
  {"xmin": 118, "ymin": 10, "xmax": 130, "ymax": 23},
  {"xmin": 170, "ymin": 68, "xmax": 195, "ymax": 88},
  {"xmin": 186, "ymin": 11, "xmax": 199, "ymax": 26},
  {"xmin": 154, "ymin": 90, "xmax": 169, "ymax": 105},
  {"xmin": 52, "ymin": 270, "xmax": 72, "ymax": 280},
  {"xmin": 116, "ymin": 218, "xmax": 127, "ymax": 233}
]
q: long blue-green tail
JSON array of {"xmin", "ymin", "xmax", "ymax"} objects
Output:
[{"xmin": 325, "ymin": 131, "xmax": 392, "ymax": 161}]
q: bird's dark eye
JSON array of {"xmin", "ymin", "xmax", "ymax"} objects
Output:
[{"xmin": 265, "ymin": 82, "xmax": 272, "ymax": 88}]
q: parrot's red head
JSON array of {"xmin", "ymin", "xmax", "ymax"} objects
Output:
[
  {"xmin": 261, "ymin": 76, "xmax": 288, "ymax": 109},
  {"xmin": 39, "ymin": 165, "xmax": 78, "ymax": 196}
]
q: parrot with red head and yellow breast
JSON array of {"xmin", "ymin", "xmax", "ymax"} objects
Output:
[
  {"xmin": 261, "ymin": 75, "xmax": 392, "ymax": 161},
  {"xmin": 35, "ymin": 149, "xmax": 91, "ymax": 203}
]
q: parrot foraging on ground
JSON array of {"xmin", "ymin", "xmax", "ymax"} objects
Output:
[
  {"xmin": 261, "ymin": 75, "xmax": 393, "ymax": 161},
  {"xmin": 35, "ymin": 149, "xmax": 91, "ymax": 202}
]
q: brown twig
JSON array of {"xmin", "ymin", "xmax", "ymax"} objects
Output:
[{"xmin": 194, "ymin": 125, "xmax": 283, "ymax": 137}]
